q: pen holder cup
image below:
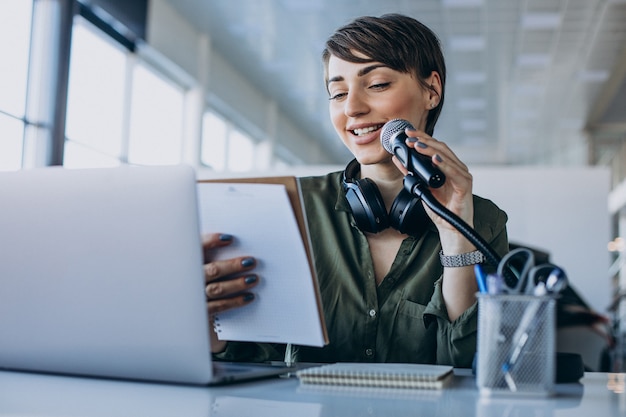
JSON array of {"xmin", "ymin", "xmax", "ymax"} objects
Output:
[{"xmin": 476, "ymin": 294, "xmax": 556, "ymax": 397}]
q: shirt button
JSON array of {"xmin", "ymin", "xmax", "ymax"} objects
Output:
[
  {"xmin": 365, "ymin": 348, "xmax": 374, "ymax": 357},
  {"xmin": 368, "ymin": 309, "xmax": 377, "ymax": 318}
]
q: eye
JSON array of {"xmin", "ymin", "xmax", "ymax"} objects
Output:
[
  {"xmin": 328, "ymin": 92, "xmax": 347, "ymax": 101},
  {"xmin": 369, "ymin": 82, "xmax": 391, "ymax": 90}
]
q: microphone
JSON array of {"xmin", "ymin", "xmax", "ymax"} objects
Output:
[{"xmin": 380, "ymin": 119, "xmax": 445, "ymax": 188}]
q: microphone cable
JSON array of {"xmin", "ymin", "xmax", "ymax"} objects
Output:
[{"xmin": 403, "ymin": 174, "xmax": 503, "ymax": 267}]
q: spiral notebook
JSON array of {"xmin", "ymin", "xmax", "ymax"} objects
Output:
[{"xmin": 296, "ymin": 363, "xmax": 454, "ymax": 390}]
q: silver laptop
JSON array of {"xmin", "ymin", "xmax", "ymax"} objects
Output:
[{"xmin": 0, "ymin": 164, "xmax": 293, "ymax": 385}]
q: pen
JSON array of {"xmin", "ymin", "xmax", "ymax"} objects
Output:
[
  {"xmin": 487, "ymin": 273, "xmax": 504, "ymax": 295},
  {"xmin": 474, "ymin": 264, "xmax": 488, "ymax": 294},
  {"xmin": 501, "ymin": 282, "xmax": 548, "ymax": 391}
]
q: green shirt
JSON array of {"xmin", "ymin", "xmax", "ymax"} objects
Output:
[{"xmin": 217, "ymin": 170, "xmax": 509, "ymax": 368}]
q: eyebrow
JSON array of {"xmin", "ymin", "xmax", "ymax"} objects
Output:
[{"xmin": 326, "ymin": 64, "xmax": 388, "ymax": 87}]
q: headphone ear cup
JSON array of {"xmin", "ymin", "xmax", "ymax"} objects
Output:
[
  {"xmin": 388, "ymin": 189, "xmax": 429, "ymax": 237},
  {"xmin": 344, "ymin": 177, "xmax": 390, "ymax": 233}
]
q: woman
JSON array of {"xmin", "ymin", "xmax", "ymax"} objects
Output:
[{"xmin": 204, "ymin": 14, "xmax": 508, "ymax": 368}]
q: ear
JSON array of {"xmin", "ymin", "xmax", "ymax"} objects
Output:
[{"xmin": 424, "ymin": 71, "xmax": 442, "ymax": 109}]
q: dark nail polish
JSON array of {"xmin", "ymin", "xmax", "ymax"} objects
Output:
[
  {"xmin": 243, "ymin": 293, "xmax": 255, "ymax": 302},
  {"xmin": 241, "ymin": 257, "xmax": 255, "ymax": 267},
  {"xmin": 244, "ymin": 275, "xmax": 257, "ymax": 285},
  {"xmin": 406, "ymin": 137, "xmax": 418, "ymax": 143},
  {"xmin": 416, "ymin": 141, "xmax": 428, "ymax": 149},
  {"xmin": 219, "ymin": 234, "xmax": 233, "ymax": 241},
  {"xmin": 405, "ymin": 126, "xmax": 417, "ymax": 132},
  {"xmin": 435, "ymin": 154, "xmax": 443, "ymax": 163}
]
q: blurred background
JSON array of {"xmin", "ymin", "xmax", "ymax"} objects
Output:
[{"xmin": 3, "ymin": 0, "xmax": 625, "ymax": 172}]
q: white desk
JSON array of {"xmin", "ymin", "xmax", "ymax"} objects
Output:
[{"xmin": 0, "ymin": 368, "xmax": 624, "ymax": 416}]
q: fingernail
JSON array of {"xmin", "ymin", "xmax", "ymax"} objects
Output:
[
  {"xmin": 241, "ymin": 257, "xmax": 255, "ymax": 267},
  {"xmin": 244, "ymin": 275, "xmax": 257, "ymax": 285},
  {"xmin": 405, "ymin": 126, "xmax": 417, "ymax": 132},
  {"xmin": 406, "ymin": 137, "xmax": 418, "ymax": 143},
  {"xmin": 219, "ymin": 234, "xmax": 233, "ymax": 241},
  {"xmin": 243, "ymin": 293, "xmax": 255, "ymax": 302},
  {"xmin": 435, "ymin": 154, "xmax": 443, "ymax": 163},
  {"xmin": 416, "ymin": 141, "xmax": 428, "ymax": 149}
]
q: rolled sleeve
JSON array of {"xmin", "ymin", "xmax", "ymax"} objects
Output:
[{"xmin": 424, "ymin": 277, "xmax": 478, "ymax": 367}]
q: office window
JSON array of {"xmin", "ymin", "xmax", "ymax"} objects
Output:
[
  {"xmin": 65, "ymin": 20, "xmax": 126, "ymax": 167},
  {"xmin": 0, "ymin": 1, "xmax": 31, "ymax": 117},
  {"xmin": 127, "ymin": 63, "xmax": 184, "ymax": 166},
  {"xmin": 201, "ymin": 111, "xmax": 227, "ymax": 171},
  {"xmin": 0, "ymin": 1, "xmax": 32, "ymax": 171},
  {"xmin": 65, "ymin": 19, "xmax": 185, "ymax": 168},
  {"xmin": 227, "ymin": 129, "xmax": 255, "ymax": 172},
  {"xmin": 201, "ymin": 110, "xmax": 256, "ymax": 172}
]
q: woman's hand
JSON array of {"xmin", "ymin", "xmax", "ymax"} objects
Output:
[
  {"xmin": 203, "ymin": 233, "xmax": 259, "ymax": 352},
  {"xmin": 392, "ymin": 127, "xmax": 475, "ymax": 248},
  {"xmin": 392, "ymin": 128, "xmax": 479, "ymax": 319}
]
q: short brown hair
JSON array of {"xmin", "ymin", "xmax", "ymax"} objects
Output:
[{"xmin": 323, "ymin": 14, "xmax": 446, "ymax": 135}]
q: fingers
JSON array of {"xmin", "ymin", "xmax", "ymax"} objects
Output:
[
  {"xmin": 204, "ymin": 256, "xmax": 259, "ymax": 317},
  {"xmin": 402, "ymin": 128, "xmax": 474, "ymax": 227},
  {"xmin": 204, "ymin": 256, "xmax": 256, "ymax": 282},
  {"xmin": 202, "ymin": 232, "xmax": 236, "ymax": 248},
  {"xmin": 404, "ymin": 128, "xmax": 468, "ymax": 173},
  {"xmin": 202, "ymin": 233, "xmax": 259, "ymax": 316},
  {"xmin": 205, "ymin": 273, "xmax": 258, "ymax": 298},
  {"xmin": 391, "ymin": 155, "xmax": 409, "ymax": 176},
  {"xmin": 202, "ymin": 233, "xmax": 235, "ymax": 260},
  {"xmin": 208, "ymin": 291, "xmax": 256, "ymax": 316},
  {"xmin": 206, "ymin": 274, "xmax": 259, "ymax": 316},
  {"xmin": 203, "ymin": 232, "xmax": 260, "ymax": 316},
  {"xmin": 403, "ymin": 128, "xmax": 472, "ymax": 187},
  {"xmin": 206, "ymin": 274, "xmax": 258, "ymax": 317}
]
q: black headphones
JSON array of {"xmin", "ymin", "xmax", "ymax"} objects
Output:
[{"xmin": 341, "ymin": 159, "xmax": 429, "ymax": 237}]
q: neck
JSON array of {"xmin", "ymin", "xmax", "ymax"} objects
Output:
[{"xmin": 360, "ymin": 161, "xmax": 405, "ymax": 208}]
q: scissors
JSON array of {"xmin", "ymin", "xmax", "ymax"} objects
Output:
[{"xmin": 496, "ymin": 248, "xmax": 568, "ymax": 295}]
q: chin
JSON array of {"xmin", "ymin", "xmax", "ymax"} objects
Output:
[{"xmin": 353, "ymin": 152, "xmax": 393, "ymax": 167}]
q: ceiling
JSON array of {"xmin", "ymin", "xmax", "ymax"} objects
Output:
[{"xmin": 164, "ymin": 0, "xmax": 626, "ymax": 166}]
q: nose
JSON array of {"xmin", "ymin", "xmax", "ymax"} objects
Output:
[{"xmin": 344, "ymin": 89, "xmax": 369, "ymax": 117}]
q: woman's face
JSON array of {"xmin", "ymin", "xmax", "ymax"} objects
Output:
[{"xmin": 327, "ymin": 53, "xmax": 433, "ymax": 166}]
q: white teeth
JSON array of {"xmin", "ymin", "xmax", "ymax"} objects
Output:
[{"xmin": 353, "ymin": 125, "xmax": 381, "ymax": 136}]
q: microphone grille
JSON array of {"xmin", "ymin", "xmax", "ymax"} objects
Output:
[{"xmin": 380, "ymin": 119, "xmax": 414, "ymax": 153}]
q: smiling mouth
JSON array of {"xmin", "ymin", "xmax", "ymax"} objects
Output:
[{"xmin": 351, "ymin": 124, "xmax": 384, "ymax": 136}]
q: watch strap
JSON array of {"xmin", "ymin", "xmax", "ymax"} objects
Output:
[{"xmin": 439, "ymin": 250, "xmax": 485, "ymax": 267}]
